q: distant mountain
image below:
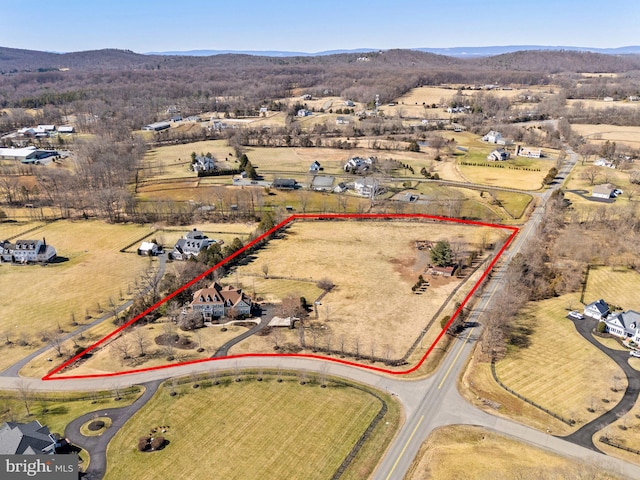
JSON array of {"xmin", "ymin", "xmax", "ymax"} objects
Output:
[
  {"xmin": 145, "ymin": 48, "xmax": 379, "ymax": 57},
  {"xmin": 146, "ymin": 45, "xmax": 640, "ymax": 58},
  {"xmin": 416, "ymin": 45, "xmax": 640, "ymax": 57}
]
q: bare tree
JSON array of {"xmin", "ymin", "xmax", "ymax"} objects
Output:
[
  {"xmin": 49, "ymin": 331, "xmax": 65, "ymax": 357},
  {"xmin": 271, "ymin": 328, "xmax": 283, "ymax": 350},
  {"xmin": 582, "ymin": 167, "xmax": 600, "ymax": 186},
  {"xmin": 113, "ymin": 335, "xmax": 132, "ymax": 360},
  {"xmin": 132, "ymin": 328, "xmax": 148, "ymax": 357},
  {"xmin": 16, "ymin": 380, "xmax": 33, "ymax": 416},
  {"xmin": 261, "ymin": 263, "xmax": 269, "ymax": 278}
]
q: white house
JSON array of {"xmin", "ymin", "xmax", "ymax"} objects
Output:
[
  {"xmin": 0, "ymin": 238, "xmax": 56, "ymax": 264},
  {"xmin": 592, "ymin": 184, "xmax": 615, "ymax": 199},
  {"xmin": 138, "ymin": 241, "xmax": 160, "ymax": 256},
  {"xmin": 336, "ymin": 116, "xmax": 349, "ymax": 125},
  {"xmin": 309, "ymin": 160, "xmax": 321, "ymax": 173},
  {"xmin": 297, "ymin": 109, "xmax": 312, "ymax": 117},
  {"xmin": 516, "ymin": 146, "xmax": 542, "ymax": 158},
  {"xmin": 58, "ymin": 125, "xmax": 75, "ymax": 133},
  {"xmin": 487, "ymin": 149, "xmax": 509, "ymax": 161},
  {"xmin": 594, "ymin": 158, "xmax": 615, "ymax": 169},
  {"xmin": 193, "ymin": 155, "xmax": 215, "ymax": 173},
  {"xmin": 483, "ymin": 131, "xmax": 503, "ymax": 144},
  {"xmin": 602, "ymin": 310, "xmax": 640, "ymax": 344},
  {"xmin": 583, "ymin": 299, "xmax": 610, "ymax": 320},
  {"xmin": 344, "ymin": 100, "xmax": 355, "ymax": 107},
  {"xmin": 353, "ymin": 177, "xmax": 380, "ymax": 197},
  {"xmin": 171, "ymin": 229, "xmax": 215, "ymax": 260}
]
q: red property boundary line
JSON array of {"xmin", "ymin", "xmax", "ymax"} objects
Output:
[{"xmin": 42, "ymin": 213, "xmax": 519, "ymax": 381}]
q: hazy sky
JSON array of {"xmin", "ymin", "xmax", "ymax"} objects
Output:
[{"xmin": 1, "ymin": 0, "xmax": 638, "ymax": 53}]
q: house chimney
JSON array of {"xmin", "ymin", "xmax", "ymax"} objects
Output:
[{"xmin": 43, "ymin": 237, "xmax": 46, "ymax": 247}]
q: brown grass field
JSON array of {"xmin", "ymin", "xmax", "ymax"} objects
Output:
[
  {"xmin": 405, "ymin": 425, "xmax": 624, "ymax": 480},
  {"xmin": 40, "ymin": 219, "xmax": 506, "ymax": 376},
  {"xmin": 572, "ymin": 124, "xmax": 640, "ymax": 149},
  {"xmin": 583, "ymin": 266, "xmax": 640, "ymax": 311},
  {"xmin": 463, "ymin": 292, "xmax": 625, "ymax": 435},
  {"xmin": 104, "ymin": 377, "xmax": 400, "ymax": 480},
  {"xmin": 227, "ymin": 219, "xmax": 506, "ymax": 361},
  {"xmin": 0, "ymin": 220, "xmax": 156, "ymax": 371}
]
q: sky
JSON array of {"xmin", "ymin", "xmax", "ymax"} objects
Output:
[{"xmin": 1, "ymin": 0, "xmax": 638, "ymax": 53}]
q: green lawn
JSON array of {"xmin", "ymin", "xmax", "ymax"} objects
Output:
[
  {"xmin": 0, "ymin": 387, "xmax": 142, "ymax": 437},
  {"xmin": 105, "ymin": 377, "xmax": 396, "ymax": 480},
  {"xmin": 492, "ymin": 191, "xmax": 533, "ymax": 219}
]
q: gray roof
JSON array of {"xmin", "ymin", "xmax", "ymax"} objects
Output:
[
  {"xmin": 585, "ymin": 299, "xmax": 609, "ymax": 315},
  {"xmin": 0, "ymin": 421, "xmax": 56, "ymax": 454},
  {"xmin": 606, "ymin": 310, "xmax": 640, "ymax": 335}
]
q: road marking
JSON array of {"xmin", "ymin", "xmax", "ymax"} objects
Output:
[
  {"xmin": 438, "ymin": 328, "xmax": 473, "ymax": 390},
  {"xmin": 385, "ymin": 415, "xmax": 424, "ymax": 480}
]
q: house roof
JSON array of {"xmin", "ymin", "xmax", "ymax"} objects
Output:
[
  {"xmin": 0, "ymin": 421, "xmax": 56, "ymax": 455},
  {"xmin": 311, "ymin": 175, "xmax": 334, "ymax": 188},
  {"xmin": 273, "ymin": 178, "xmax": 297, "ymax": 189},
  {"xmin": 585, "ymin": 299, "xmax": 609, "ymax": 315},
  {"xmin": 191, "ymin": 282, "xmax": 250, "ymax": 308},
  {"xmin": 592, "ymin": 184, "xmax": 614, "ymax": 197},
  {"xmin": 605, "ymin": 310, "xmax": 640, "ymax": 335}
]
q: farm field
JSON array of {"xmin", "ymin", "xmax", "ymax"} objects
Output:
[
  {"xmin": 456, "ymin": 154, "xmax": 550, "ymax": 190},
  {"xmin": 492, "ymin": 293, "xmax": 625, "ymax": 431},
  {"xmin": 0, "ymin": 220, "xmax": 156, "ymax": 371},
  {"xmin": 405, "ymin": 425, "xmax": 624, "ymax": 480},
  {"xmin": 583, "ymin": 266, "xmax": 640, "ymax": 312},
  {"xmin": 104, "ymin": 377, "xmax": 399, "ymax": 480},
  {"xmin": 571, "ymin": 124, "xmax": 640, "ymax": 149},
  {"xmin": 228, "ymin": 219, "xmax": 507, "ymax": 362},
  {"xmin": 463, "ymin": 292, "xmax": 625, "ymax": 436}
]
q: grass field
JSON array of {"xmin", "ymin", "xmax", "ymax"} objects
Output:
[
  {"xmin": 462, "ymin": 292, "xmax": 625, "ymax": 435},
  {"xmin": 0, "ymin": 220, "xmax": 155, "ymax": 371},
  {"xmin": 583, "ymin": 266, "xmax": 640, "ymax": 311},
  {"xmin": 572, "ymin": 124, "xmax": 640, "ymax": 149},
  {"xmin": 227, "ymin": 219, "xmax": 506, "ymax": 361},
  {"xmin": 104, "ymin": 377, "xmax": 398, "ymax": 480},
  {"xmin": 494, "ymin": 294, "xmax": 625, "ymax": 427},
  {"xmin": 405, "ymin": 425, "xmax": 624, "ymax": 480}
]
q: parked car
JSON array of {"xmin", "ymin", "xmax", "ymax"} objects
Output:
[
  {"xmin": 567, "ymin": 311, "xmax": 584, "ymax": 320},
  {"xmin": 630, "ymin": 350, "xmax": 640, "ymax": 358}
]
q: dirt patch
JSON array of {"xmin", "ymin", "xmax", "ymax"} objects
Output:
[{"xmin": 155, "ymin": 333, "xmax": 196, "ymax": 350}]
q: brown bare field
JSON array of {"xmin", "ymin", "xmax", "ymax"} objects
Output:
[
  {"xmin": 568, "ymin": 99, "xmax": 640, "ymax": 111},
  {"xmin": 228, "ymin": 219, "xmax": 506, "ymax": 362},
  {"xmin": 571, "ymin": 123, "xmax": 640, "ymax": 149},
  {"xmin": 462, "ymin": 293, "xmax": 625, "ymax": 435},
  {"xmin": 0, "ymin": 220, "xmax": 157, "ymax": 371},
  {"xmin": 406, "ymin": 425, "xmax": 623, "ymax": 480}
]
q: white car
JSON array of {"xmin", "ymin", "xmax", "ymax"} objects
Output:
[
  {"xmin": 567, "ymin": 311, "xmax": 584, "ymax": 320},
  {"xmin": 630, "ymin": 350, "xmax": 640, "ymax": 358}
]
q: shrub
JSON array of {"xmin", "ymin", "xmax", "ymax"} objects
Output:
[
  {"xmin": 597, "ymin": 321, "xmax": 607, "ymax": 334},
  {"xmin": 138, "ymin": 437, "xmax": 150, "ymax": 451},
  {"xmin": 87, "ymin": 420, "xmax": 105, "ymax": 431},
  {"xmin": 150, "ymin": 436, "xmax": 165, "ymax": 450}
]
